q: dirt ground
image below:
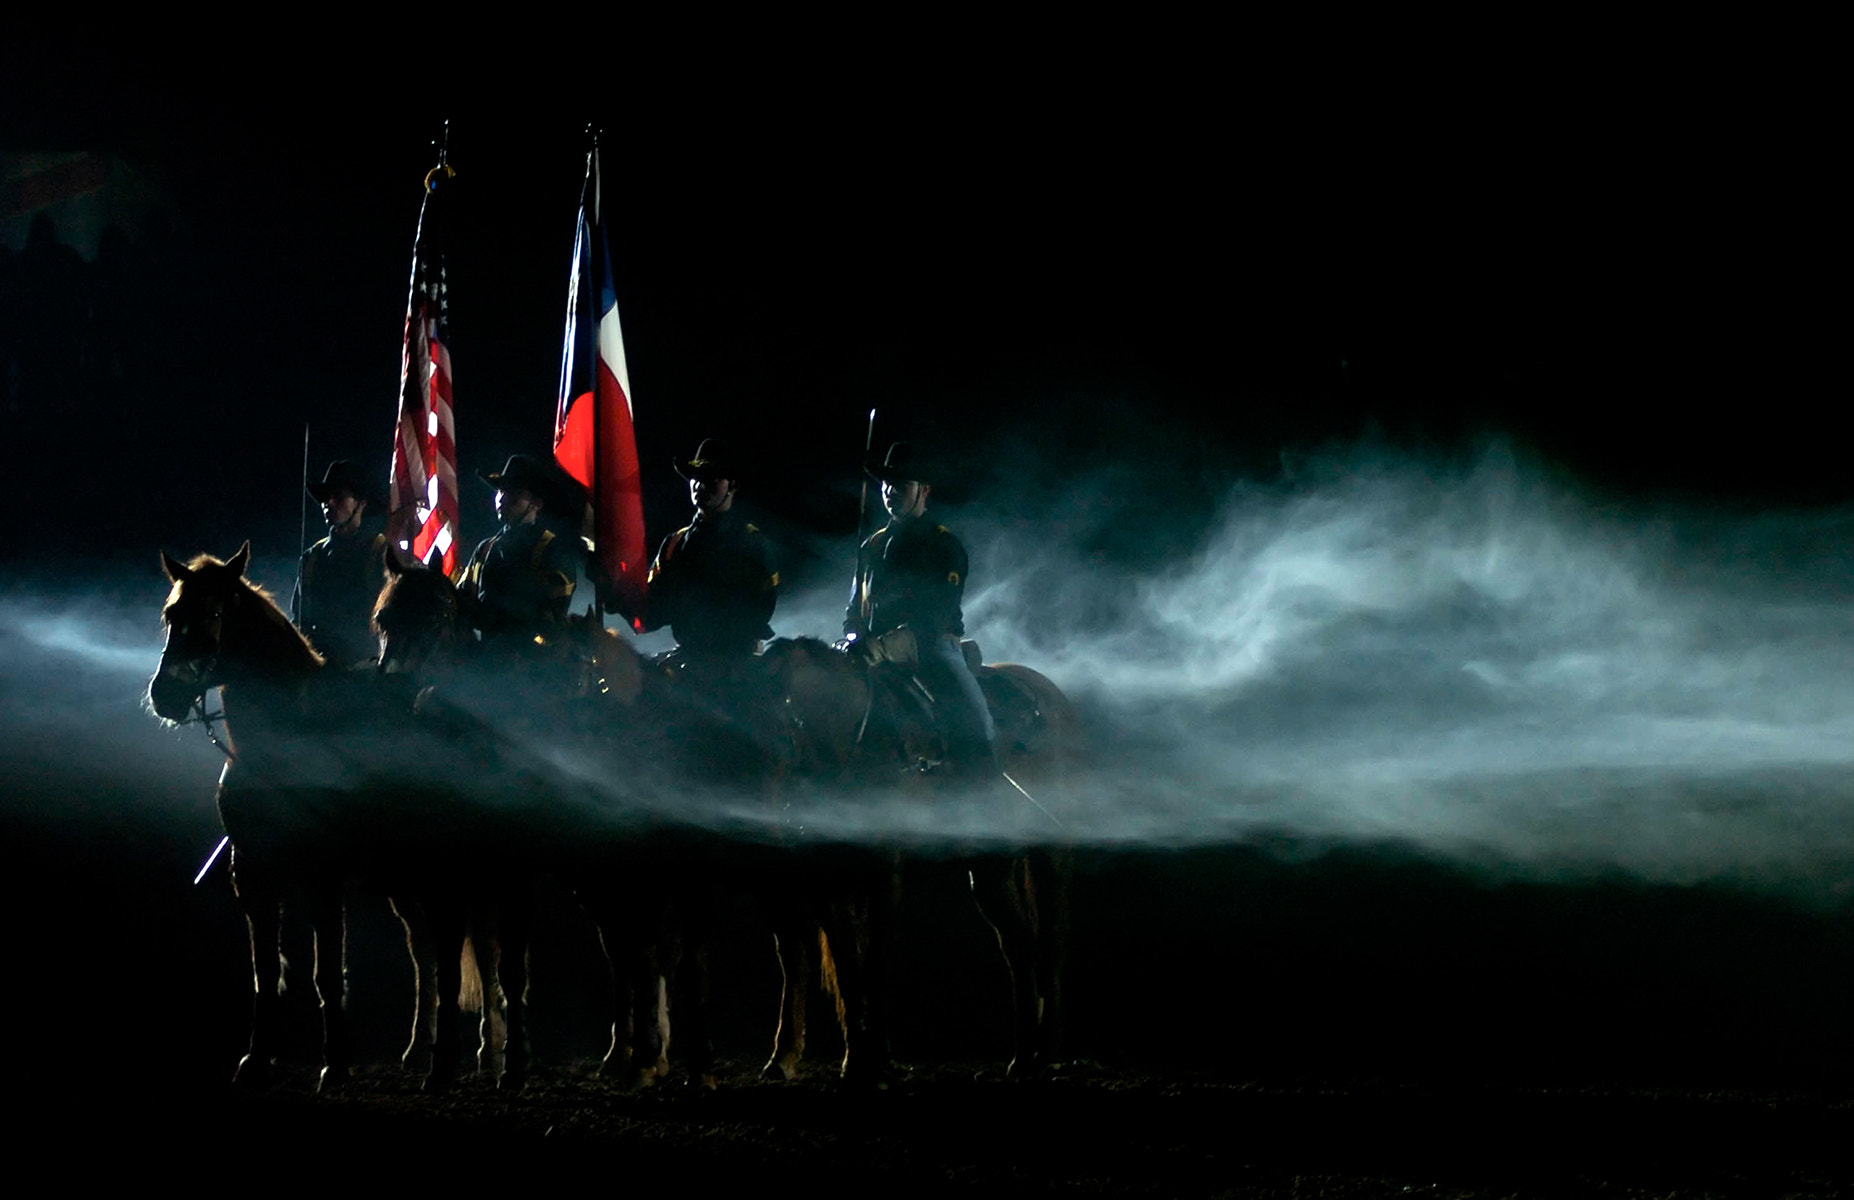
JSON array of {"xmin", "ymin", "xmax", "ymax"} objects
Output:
[
  {"xmin": 13, "ymin": 798, "xmax": 1854, "ymax": 1195},
  {"xmin": 67, "ymin": 1056, "xmax": 1854, "ymax": 1196}
]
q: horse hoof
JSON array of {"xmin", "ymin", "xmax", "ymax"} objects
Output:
[
  {"xmin": 1005, "ymin": 1053, "xmax": 1055, "ymax": 1082},
  {"xmin": 498, "ymin": 1068, "xmax": 527, "ymax": 1093},
  {"xmin": 695, "ymin": 1072, "xmax": 719, "ymax": 1092},
  {"xmin": 317, "ymin": 1065, "xmax": 351, "ymax": 1095},
  {"xmin": 232, "ymin": 1054, "xmax": 272, "ymax": 1089},
  {"xmin": 760, "ymin": 1054, "xmax": 800, "ymax": 1082}
]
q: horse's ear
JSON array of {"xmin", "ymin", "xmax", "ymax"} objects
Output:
[
  {"xmin": 161, "ymin": 551, "xmax": 190, "ymax": 582},
  {"xmin": 384, "ymin": 550, "xmax": 407, "ymax": 578},
  {"xmin": 228, "ymin": 542, "xmax": 252, "ymax": 578}
]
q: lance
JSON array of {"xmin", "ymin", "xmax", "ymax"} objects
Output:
[
  {"xmin": 299, "ymin": 422, "xmax": 310, "ymax": 560},
  {"xmin": 846, "ymin": 408, "xmax": 876, "ymax": 630},
  {"xmin": 294, "ymin": 422, "xmax": 309, "ymax": 624}
]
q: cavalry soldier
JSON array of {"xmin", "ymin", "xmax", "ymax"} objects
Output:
[
  {"xmin": 293, "ymin": 459, "xmax": 389, "ymax": 668},
  {"xmin": 643, "ymin": 438, "xmax": 779, "ymax": 667},
  {"xmin": 459, "ymin": 454, "xmax": 585, "ymax": 648},
  {"xmin": 845, "ymin": 441, "xmax": 995, "ymax": 774}
]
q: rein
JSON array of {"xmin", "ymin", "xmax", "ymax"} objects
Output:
[{"xmin": 188, "ymin": 696, "xmax": 235, "ymax": 761}]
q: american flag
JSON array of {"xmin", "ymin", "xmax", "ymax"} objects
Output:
[
  {"xmin": 389, "ymin": 160, "xmax": 459, "ymax": 576},
  {"xmin": 555, "ymin": 142, "xmax": 646, "ymax": 621}
]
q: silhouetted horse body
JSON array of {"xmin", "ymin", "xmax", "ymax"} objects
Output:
[
  {"xmin": 763, "ymin": 637, "xmax": 1077, "ymax": 1080},
  {"xmin": 375, "ymin": 559, "xmax": 729, "ymax": 1088},
  {"xmin": 151, "ymin": 544, "xmax": 359, "ymax": 1087},
  {"xmin": 150, "ymin": 545, "xmax": 545, "ymax": 1089}
]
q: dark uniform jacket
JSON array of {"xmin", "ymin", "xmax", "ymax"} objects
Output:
[
  {"xmin": 645, "ymin": 508, "xmax": 778, "ymax": 656},
  {"xmin": 293, "ymin": 519, "xmax": 389, "ymax": 667},
  {"xmin": 460, "ymin": 518, "xmax": 580, "ymax": 643},
  {"xmin": 847, "ymin": 517, "xmax": 969, "ymax": 642}
]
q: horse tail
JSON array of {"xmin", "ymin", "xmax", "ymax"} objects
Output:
[
  {"xmin": 817, "ymin": 926, "xmax": 846, "ymax": 1034},
  {"xmin": 458, "ymin": 934, "xmax": 485, "ymax": 1014}
]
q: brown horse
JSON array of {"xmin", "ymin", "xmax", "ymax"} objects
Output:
[
  {"xmin": 373, "ymin": 557, "xmax": 712, "ymax": 1088},
  {"xmin": 150, "ymin": 544, "xmax": 540, "ymax": 1090},
  {"xmin": 762, "ymin": 636, "xmax": 1077, "ymax": 1081},
  {"xmin": 149, "ymin": 543, "xmax": 355, "ymax": 1088}
]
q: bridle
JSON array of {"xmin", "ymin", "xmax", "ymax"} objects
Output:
[{"xmin": 157, "ymin": 591, "xmax": 234, "ymax": 760}]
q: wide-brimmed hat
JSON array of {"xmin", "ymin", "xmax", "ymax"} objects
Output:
[
  {"xmin": 307, "ymin": 460, "xmax": 385, "ymax": 509},
  {"xmin": 477, "ymin": 453, "xmax": 553, "ymax": 494},
  {"xmin": 675, "ymin": 438, "xmax": 739, "ymax": 482},
  {"xmin": 477, "ymin": 454, "xmax": 587, "ymax": 514},
  {"xmin": 865, "ymin": 441, "xmax": 938, "ymax": 486}
]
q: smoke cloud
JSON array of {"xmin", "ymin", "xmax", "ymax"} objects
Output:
[
  {"xmin": 9, "ymin": 440, "xmax": 1854, "ymax": 900},
  {"xmin": 776, "ymin": 439, "xmax": 1854, "ymax": 895}
]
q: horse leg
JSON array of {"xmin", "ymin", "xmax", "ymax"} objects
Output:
[
  {"xmin": 487, "ymin": 888, "xmax": 532, "ymax": 1090},
  {"xmin": 588, "ymin": 889, "xmax": 669, "ymax": 1089},
  {"xmin": 305, "ymin": 878, "xmax": 350, "ymax": 1092},
  {"xmin": 631, "ymin": 933, "xmax": 672, "ymax": 1087},
  {"xmin": 669, "ymin": 894, "xmax": 717, "ymax": 1090},
  {"xmin": 762, "ymin": 906, "xmax": 811, "ymax": 1081},
  {"xmin": 825, "ymin": 858, "xmax": 898, "ymax": 1089},
  {"xmin": 390, "ymin": 895, "xmax": 439, "ymax": 1075},
  {"xmin": 969, "ymin": 854, "xmax": 1043, "ymax": 1077},
  {"xmin": 589, "ymin": 909, "xmax": 628, "ymax": 1077},
  {"xmin": 1029, "ymin": 849, "xmax": 1072, "ymax": 1066},
  {"xmin": 423, "ymin": 894, "xmax": 468, "ymax": 1089},
  {"xmin": 461, "ymin": 929, "xmax": 500, "ymax": 1080},
  {"xmin": 230, "ymin": 852, "xmax": 280, "ymax": 1087}
]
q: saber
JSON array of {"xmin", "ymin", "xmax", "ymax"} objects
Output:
[
  {"xmin": 1001, "ymin": 770, "xmax": 1062, "ymax": 829},
  {"xmin": 194, "ymin": 836, "xmax": 229, "ymax": 885}
]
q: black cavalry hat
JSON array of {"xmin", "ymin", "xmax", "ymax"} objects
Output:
[
  {"xmin": 865, "ymin": 441, "xmax": 939, "ymax": 486},
  {"xmin": 477, "ymin": 454, "xmax": 587, "ymax": 514},
  {"xmin": 675, "ymin": 438, "xmax": 740, "ymax": 482},
  {"xmin": 307, "ymin": 460, "xmax": 386, "ymax": 509}
]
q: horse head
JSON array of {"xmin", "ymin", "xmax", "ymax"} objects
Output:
[
  {"xmin": 148, "ymin": 542, "xmax": 253, "ymax": 722},
  {"xmin": 148, "ymin": 542, "xmax": 320, "ymax": 723},
  {"xmin": 373, "ymin": 552, "xmax": 459, "ymax": 677}
]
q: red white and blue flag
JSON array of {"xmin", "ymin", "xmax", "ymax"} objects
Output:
[
  {"xmin": 555, "ymin": 143, "xmax": 646, "ymax": 622},
  {"xmin": 390, "ymin": 161, "xmax": 459, "ymax": 576}
]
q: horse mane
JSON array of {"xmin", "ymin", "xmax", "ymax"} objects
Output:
[
  {"xmin": 165, "ymin": 551, "xmax": 325, "ymax": 667},
  {"xmin": 371, "ymin": 561, "xmax": 453, "ymax": 630}
]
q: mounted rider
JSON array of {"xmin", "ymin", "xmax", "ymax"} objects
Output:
[
  {"xmin": 641, "ymin": 438, "xmax": 779, "ymax": 672},
  {"xmin": 459, "ymin": 454, "xmax": 586, "ymax": 650},
  {"xmin": 845, "ymin": 441, "xmax": 996, "ymax": 776},
  {"xmin": 293, "ymin": 459, "xmax": 389, "ymax": 669}
]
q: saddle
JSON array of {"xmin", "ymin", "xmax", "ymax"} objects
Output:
[{"xmin": 859, "ymin": 638, "xmax": 1048, "ymax": 765}]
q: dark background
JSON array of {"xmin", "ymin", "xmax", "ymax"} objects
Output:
[
  {"xmin": 3, "ymin": 38, "xmax": 1839, "ymax": 582},
  {"xmin": 4, "ymin": 33, "xmax": 1851, "ymax": 1191}
]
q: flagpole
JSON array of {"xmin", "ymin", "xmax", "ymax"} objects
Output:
[
  {"xmin": 555, "ymin": 125, "xmax": 646, "ymax": 627},
  {"xmin": 588, "ymin": 127, "xmax": 603, "ymax": 618},
  {"xmin": 390, "ymin": 122, "xmax": 459, "ymax": 577}
]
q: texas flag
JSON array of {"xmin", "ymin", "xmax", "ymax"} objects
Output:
[{"xmin": 554, "ymin": 142, "xmax": 647, "ymax": 624}]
